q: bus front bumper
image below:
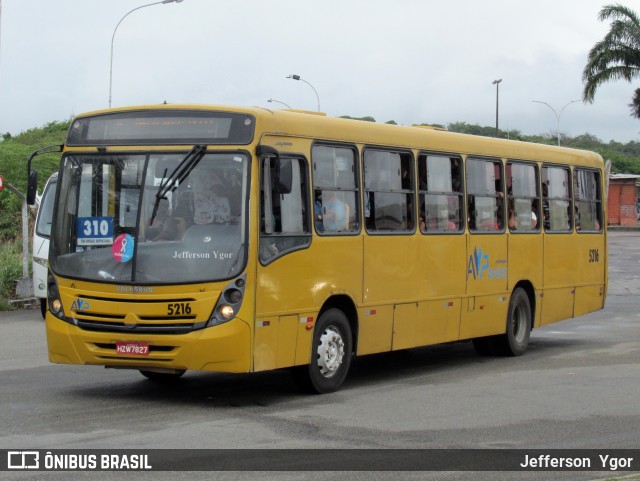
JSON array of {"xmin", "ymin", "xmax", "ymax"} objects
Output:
[{"xmin": 45, "ymin": 314, "xmax": 251, "ymax": 373}]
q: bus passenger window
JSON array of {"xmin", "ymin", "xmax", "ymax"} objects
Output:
[
  {"xmin": 260, "ymin": 156, "xmax": 311, "ymax": 263},
  {"xmin": 364, "ymin": 149, "xmax": 414, "ymax": 233},
  {"xmin": 506, "ymin": 162, "xmax": 539, "ymax": 232},
  {"xmin": 573, "ymin": 169, "xmax": 602, "ymax": 231},
  {"xmin": 312, "ymin": 145, "xmax": 360, "ymax": 234},
  {"xmin": 542, "ymin": 166, "xmax": 572, "ymax": 232},
  {"xmin": 418, "ymin": 154, "xmax": 463, "ymax": 233},
  {"xmin": 467, "ymin": 158, "xmax": 504, "ymax": 232}
]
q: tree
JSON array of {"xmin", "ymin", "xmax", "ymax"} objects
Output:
[
  {"xmin": 630, "ymin": 87, "xmax": 640, "ymax": 117},
  {"xmin": 582, "ymin": 4, "xmax": 640, "ymax": 117}
]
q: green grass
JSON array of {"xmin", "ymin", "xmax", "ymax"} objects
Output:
[{"xmin": 0, "ymin": 240, "xmax": 24, "ymax": 310}]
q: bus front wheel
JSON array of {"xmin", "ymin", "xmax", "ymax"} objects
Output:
[{"xmin": 295, "ymin": 308, "xmax": 353, "ymax": 394}]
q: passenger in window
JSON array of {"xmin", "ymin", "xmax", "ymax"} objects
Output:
[
  {"xmin": 508, "ymin": 203, "xmax": 517, "ymax": 230},
  {"xmin": 542, "ymin": 183, "xmax": 550, "ymax": 229},
  {"xmin": 401, "ymin": 163, "xmax": 411, "ymax": 190},
  {"xmin": 322, "ymin": 191, "xmax": 347, "ymax": 232},
  {"xmin": 530, "ymin": 210, "xmax": 538, "ymax": 229},
  {"xmin": 451, "ymin": 159, "xmax": 462, "ymax": 192},
  {"xmin": 314, "ymin": 192, "xmax": 324, "ymax": 232},
  {"xmin": 193, "ymin": 170, "xmax": 231, "ymax": 224}
]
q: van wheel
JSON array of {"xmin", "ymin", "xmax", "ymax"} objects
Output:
[
  {"xmin": 294, "ymin": 308, "xmax": 352, "ymax": 394},
  {"xmin": 139, "ymin": 369, "xmax": 186, "ymax": 382},
  {"xmin": 40, "ymin": 298, "xmax": 47, "ymax": 319},
  {"xmin": 497, "ymin": 287, "xmax": 531, "ymax": 356}
]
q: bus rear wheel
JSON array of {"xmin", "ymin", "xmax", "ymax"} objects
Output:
[
  {"xmin": 294, "ymin": 308, "xmax": 353, "ymax": 394},
  {"xmin": 497, "ymin": 287, "xmax": 531, "ymax": 356},
  {"xmin": 472, "ymin": 287, "xmax": 531, "ymax": 357}
]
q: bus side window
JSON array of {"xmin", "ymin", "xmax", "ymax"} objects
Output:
[
  {"xmin": 260, "ymin": 156, "xmax": 311, "ymax": 263},
  {"xmin": 312, "ymin": 144, "xmax": 360, "ymax": 234},
  {"xmin": 507, "ymin": 162, "xmax": 539, "ymax": 232},
  {"xmin": 364, "ymin": 149, "xmax": 414, "ymax": 233},
  {"xmin": 542, "ymin": 165, "xmax": 572, "ymax": 232},
  {"xmin": 573, "ymin": 168, "xmax": 602, "ymax": 231},
  {"xmin": 418, "ymin": 154, "xmax": 463, "ymax": 233},
  {"xmin": 467, "ymin": 158, "xmax": 504, "ymax": 232}
]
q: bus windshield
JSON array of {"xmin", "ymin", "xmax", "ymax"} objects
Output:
[{"xmin": 50, "ymin": 151, "xmax": 249, "ymax": 284}]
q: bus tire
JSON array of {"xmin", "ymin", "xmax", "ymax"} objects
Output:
[
  {"xmin": 497, "ymin": 287, "xmax": 531, "ymax": 356},
  {"xmin": 40, "ymin": 298, "xmax": 47, "ymax": 319},
  {"xmin": 295, "ymin": 308, "xmax": 352, "ymax": 394},
  {"xmin": 139, "ymin": 369, "xmax": 186, "ymax": 382}
]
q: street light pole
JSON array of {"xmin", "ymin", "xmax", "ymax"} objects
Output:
[
  {"xmin": 109, "ymin": 0, "xmax": 184, "ymax": 108},
  {"xmin": 492, "ymin": 79, "xmax": 502, "ymax": 136},
  {"xmin": 287, "ymin": 74, "xmax": 320, "ymax": 112},
  {"xmin": 267, "ymin": 98, "xmax": 292, "ymax": 109},
  {"xmin": 532, "ymin": 99, "xmax": 581, "ymax": 146}
]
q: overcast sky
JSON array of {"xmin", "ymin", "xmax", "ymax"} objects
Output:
[{"xmin": 1, "ymin": 0, "xmax": 639, "ymax": 142}]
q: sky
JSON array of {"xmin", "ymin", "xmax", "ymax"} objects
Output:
[{"xmin": 0, "ymin": 0, "xmax": 639, "ymax": 143}]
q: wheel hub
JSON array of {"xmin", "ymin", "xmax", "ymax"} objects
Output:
[{"xmin": 316, "ymin": 326, "xmax": 345, "ymax": 378}]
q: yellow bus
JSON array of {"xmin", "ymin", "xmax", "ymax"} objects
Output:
[{"xmin": 33, "ymin": 105, "xmax": 607, "ymax": 393}]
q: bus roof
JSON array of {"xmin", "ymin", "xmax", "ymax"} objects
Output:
[{"xmin": 71, "ymin": 104, "xmax": 604, "ymax": 169}]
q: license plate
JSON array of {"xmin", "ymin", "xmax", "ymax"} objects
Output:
[{"xmin": 115, "ymin": 342, "xmax": 150, "ymax": 356}]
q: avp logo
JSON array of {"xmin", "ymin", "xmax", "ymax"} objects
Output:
[
  {"xmin": 467, "ymin": 246, "xmax": 489, "ymax": 280},
  {"xmin": 8, "ymin": 451, "xmax": 39, "ymax": 469},
  {"xmin": 70, "ymin": 298, "xmax": 90, "ymax": 312}
]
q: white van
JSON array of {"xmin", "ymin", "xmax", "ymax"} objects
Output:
[{"xmin": 32, "ymin": 173, "xmax": 57, "ymax": 318}]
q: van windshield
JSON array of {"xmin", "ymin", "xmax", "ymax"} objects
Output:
[{"xmin": 36, "ymin": 176, "xmax": 57, "ymax": 237}]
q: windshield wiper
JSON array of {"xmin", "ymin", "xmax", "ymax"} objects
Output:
[{"xmin": 150, "ymin": 145, "xmax": 207, "ymax": 225}]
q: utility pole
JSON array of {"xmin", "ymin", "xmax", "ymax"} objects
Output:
[{"xmin": 492, "ymin": 79, "xmax": 502, "ymax": 136}]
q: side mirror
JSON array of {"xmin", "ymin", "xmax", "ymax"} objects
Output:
[
  {"xmin": 26, "ymin": 170, "xmax": 38, "ymax": 206},
  {"xmin": 26, "ymin": 144, "xmax": 63, "ymax": 205}
]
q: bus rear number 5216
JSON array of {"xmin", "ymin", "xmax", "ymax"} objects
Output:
[{"xmin": 589, "ymin": 248, "xmax": 600, "ymax": 263}]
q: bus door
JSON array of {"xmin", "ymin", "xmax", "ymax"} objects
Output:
[
  {"xmin": 541, "ymin": 165, "xmax": 576, "ymax": 324},
  {"xmin": 361, "ymin": 149, "xmax": 416, "ymax": 354},
  {"xmin": 255, "ymin": 143, "xmax": 363, "ymax": 371},
  {"xmin": 460, "ymin": 157, "xmax": 509, "ymax": 340},
  {"xmin": 506, "ymin": 161, "xmax": 543, "ymax": 327},
  {"xmin": 393, "ymin": 153, "xmax": 466, "ymax": 350},
  {"xmin": 571, "ymin": 168, "xmax": 606, "ymax": 316}
]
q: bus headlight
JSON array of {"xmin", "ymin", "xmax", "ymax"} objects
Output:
[
  {"xmin": 218, "ymin": 305, "xmax": 235, "ymax": 320},
  {"xmin": 47, "ymin": 273, "xmax": 66, "ymax": 321},
  {"xmin": 51, "ymin": 298, "xmax": 63, "ymax": 314},
  {"xmin": 208, "ymin": 275, "xmax": 246, "ymax": 327}
]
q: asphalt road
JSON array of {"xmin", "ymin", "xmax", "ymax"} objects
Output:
[{"xmin": 1, "ymin": 231, "xmax": 639, "ymax": 481}]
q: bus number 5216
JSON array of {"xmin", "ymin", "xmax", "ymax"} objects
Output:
[{"xmin": 168, "ymin": 303, "xmax": 192, "ymax": 316}]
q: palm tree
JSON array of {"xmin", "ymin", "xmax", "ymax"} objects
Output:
[
  {"xmin": 629, "ymin": 88, "xmax": 640, "ymax": 117},
  {"xmin": 582, "ymin": 4, "xmax": 640, "ymax": 117}
]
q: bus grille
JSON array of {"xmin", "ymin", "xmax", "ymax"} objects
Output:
[
  {"xmin": 67, "ymin": 295, "xmax": 210, "ymax": 334},
  {"xmin": 75, "ymin": 319, "xmax": 207, "ymax": 334}
]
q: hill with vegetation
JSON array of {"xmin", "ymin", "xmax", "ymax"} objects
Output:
[
  {"xmin": 0, "ymin": 121, "xmax": 69, "ymax": 308},
  {"xmin": 0, "ymin": 117, "xmax": 639, "ymax": 307}
]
